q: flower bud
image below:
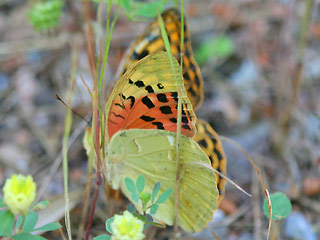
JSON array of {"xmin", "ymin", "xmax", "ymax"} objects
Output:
[{"xmin": 3, "ymin": 174, "xmax": 36, "ymax": 215}]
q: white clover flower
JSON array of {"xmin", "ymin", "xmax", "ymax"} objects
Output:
[
  {"xmin": 111, "ymin": 211, "xmax": 145, "ymax": 240},
  {"xmin": 3, "ymin": 174, "xmax": 36, "ymax": 215}
]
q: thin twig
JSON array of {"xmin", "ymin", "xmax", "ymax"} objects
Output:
[
  {"xmin": 220, "ymin": 136, "xmax": 272, "ymax": 240},
  {"xmin": 63, "ymin": 36, "xmax": 79, "ymax": 240},
  {"xmin": 280, "ymin": 0, "xmax": 314, "ymax": 133}
]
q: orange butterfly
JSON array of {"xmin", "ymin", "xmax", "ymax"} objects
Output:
[{"xmin": 116, "ymin": 8, "xmax": 227, "ymax": 203}]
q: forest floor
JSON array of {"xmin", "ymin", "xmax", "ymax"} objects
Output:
[{"xmin": 0, "ymin": 0, "xmax": 319, "ymax": 239}]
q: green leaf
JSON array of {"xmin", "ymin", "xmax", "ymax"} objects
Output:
[
  {"xmin": 105, "ymin": 217, "xmax": 114, "ymax": 234},
  {"xmin": 140, "ymin": 192, "xmax": 151, "ymax": 207},
  {"xmin": 127, "ymin": 203, "xmax": 136, "ymax": 213},
  {"xmin": 16, "ymin": 215, "xmax": 23, "ymax": 230},
  {"xmin": 150, "ymin": 204, "xmax": 159, "ymax": 215},
  {"xmin": 122, "ymin": 0, "xmax": 131, "ymax": 11},
  {"xmin": 156, "ymin": 188, "xmax": 173, "ymax": 204},
  {"xmin": 93, "ymin": 235, "xmax": 111, "ymax": 240},
  {"xmin": 13, "ymin": 233, "xmax": 47, "ymax": 240},
  {"xmin": 133, "ymin": 1, "xmax": 164, "ymax": 18},
  {"xmin": 136, "ymin": 175, "xmax": 145, "ymax": 193},
  {"xmin": 263, "ymin": 192, "xmax": 292, "ymax": 220},
  {"xmin": 32, "ymin": 201, "xmax": 49, "ymax": 211},
  {"xmin": 152, "ymin": 182, "xmax": 161, "ymax": 202},
  {"xmin": 145, "ymin": 221, "xmax": 166, "ymax": 228},
  {"xmin": 32, "ymin": 222, "xmax": 62, "ymax": 232},
  {"xmin": 0, "ymin": 199, "xmax": 5, "ymax": 207},
  {"xmin": 125, "ymin": 177, "xmax": 139, "ymax": 202},
  {"xmin": 22, "ymin": 211, "xmax": 38, "ymax": 233},
  {"xmin": 195, "ymin": 35, "xmax": 234, "ymax": 64},
  {"xmin": 125, "ymin": 177, "xmax": 136, "ymax": 194},
  {"xmin": 0, "ymin": 210, "xmax": 14, "ymax": 237}
]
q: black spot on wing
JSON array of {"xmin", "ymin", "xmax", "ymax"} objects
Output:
[
  {"xmin": 145, "ymin": 85, "xmax": 154, "ymax": 93},
  {"xmin": 135, "ymin": 80, "xmax": 145, "ymax": 88},
  {"xmin": 170, "ymin": 118, "xmax": 177, "ymax": 123},
  {"xmin": 187, "ymin": 86, "xmax": 197, "ymax": 97},
  {"xmin": 115, "ymin": 103, "xmax": 125, "ymax": 110},
  {"xmin": 157, "ymin": 93, "xmax": 168, "ymax": 103},
  {"xmin": 140, "ymin": 115, "xmax": 155, "ymax": 122},
  {"xmin": 183, "ymin": 72, "xmax": 190, "ymax": 81},
  {"xmin": 128, "ymin": 78, "xmax": 133, "ymax": 84},
  {"xmin": 182, "ymin": 125, "xmax": 191, "ymax": 131},
  {"xmin": 171, "ymin": 92, "xmax": 178, "ymax": 102},
  {"xmin": 211, "ymin": 137, "xmax": 217, "ymax": 144},
  {"xmin": 157, "ymin": 83, "xmax": 164, "ymax": 89},
  {"xmin": 214, "ymin": 148, "xmax": 223, "ymax": 161},
  {"xmin": 181, "ymin": 117, "xmax": 188, "ymax": 123},
  {"xmin": 111, "ymin": 112, "xmax": 125, "ymax": 119},
  {"xmin": 131, "ymin": 49, "xmax": 149, "ymax": 60},
  {"xmin": 142, "ymin": 96, "xmax": 155, "ymax": 109},
  {"xmin": 152, "ymin": 122, "xmax": 164, "ymax": 129},
  {"xmin": 195, "ymin": 75, "xmax": 200, "ymax": 86},
  {"xmin": 190, "ymin": 64, "xmax": 196, "ymax": 72},
  {"xmin": 127, "ymin": 96, "xmax": 135, "ymax": 108},
  {"xmin": 160, "ymin": 106, "xmax": 172, "ymax": 114},
  {"xmin": 198, "ymin": 139, "xmax": 208, "ymax": 148}
]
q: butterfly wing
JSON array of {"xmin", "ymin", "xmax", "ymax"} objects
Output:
[
  {"xmin": 193, "ymin": 119, "xmax": 227, "ymax": 202},
  {"xmin": 107, "ymin": 129, "xmax": 218, "ymax": 232},
  {"xmin": 118, "ymin": 8, "xmax": 203, "ymax": 110},
  {"xmin": 105, "ymin": 52, "xmax": 196, "ymax": 140}
]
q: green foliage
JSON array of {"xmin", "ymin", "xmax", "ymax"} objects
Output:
[
  {"xmin": 125, "ymin": 175, "xmax": 172, "ymax": 215},
  {"xmin": 105, "ymin": 217, "xmax": 114, "ymax": 234},
  {"xmin": 0, "ymin": 199, "xmax": 61, "ymax": 239},
  {"xmin": 32, "ymin": 201, "xmax": 49, "ymax": 211},
  {"xmin": 0, "ymin": 210, "xmax": 14, "ymax": 238},
  {"xmin": 13, "ymin": 233, "xmax": 47, "ymax": 240},
  {"xmin": 195, "ymin": 35, "xmax": 234, "ymax": 64},
  {"xmin": 152, "ymin": 182, "xmax": 161, "ymax": 202},
  {"xmin": 150, "ymin": 204, "xmax": 159, "ymax": 215},
  {"xmin": 96, "ymin": 176, "xmax": 172, "ymax": 239},
  {"xmin": 93, "ymin": 235, "xmax": 111, "ymax": 240},
  {"xmin": 22, "ymin": 211, "xmax": 38, "ymax": 233},
  {"xmin": 94, "ymin": 0, "xmax": 168, "ymax": 20},
  {"xmin": 155, "ymin": 188, "xmax": 173, "ymax": 204},
  {"xmin": 0, "ymin": 199, "xmax": 5, "ymax": 207},
  {"xmin": 133, "ymin": 1, "xmax": 165, "ymax": 18},
  {"xmin": 28, "ymin": 0, "xmax": 64, "ymax": 31},
  {"xmin": 136, "ymin": 175, "xmax": 146, "ymax": 193},
  {"xmin": 125, "ymin": 177, "xmax": 139, "ymax": 202},
  {"xmin": 263, "ymin": 192, "xmax": 292, "ymax": 220}
]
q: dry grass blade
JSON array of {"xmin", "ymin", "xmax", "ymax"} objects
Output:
[{"xmin": 220, "ymin": 136, "xmax": 272, "ymax": 240}]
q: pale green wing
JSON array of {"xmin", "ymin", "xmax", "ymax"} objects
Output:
[{"xmin": 106, "ymin": 129, "xmax": 218, "ymax": 232}]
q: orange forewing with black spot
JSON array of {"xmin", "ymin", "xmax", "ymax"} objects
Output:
[
  {"xmin": 106, "ymin": 52, "xmax": 196, "ymax": 140},
  {"xmin": 119, "ymin": 8, "xmax": 203, "ymax": 110},
  {"xmin": 193, "ymin": 119, "xmax": 227, "ymax": 202}
]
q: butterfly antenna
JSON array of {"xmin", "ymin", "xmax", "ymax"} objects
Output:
[{"xmin": 54, "ymin": 94, "xmax": 92, "ymax": 126}]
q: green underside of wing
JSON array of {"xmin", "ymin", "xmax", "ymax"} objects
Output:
[{"xmin": 106, "ymin": 129, "xmax": 218, "ymax": 232}]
